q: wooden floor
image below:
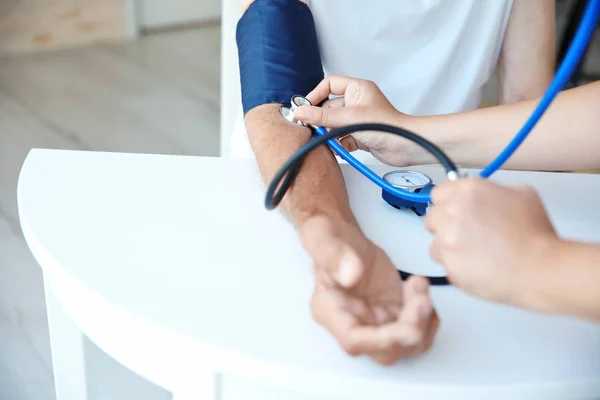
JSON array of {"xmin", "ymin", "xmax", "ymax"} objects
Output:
[{"xmin": 0, "ymin": 25, "xmax": 220, "ymax": 400}]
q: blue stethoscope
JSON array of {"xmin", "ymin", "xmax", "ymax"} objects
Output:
[{"xmin": 266, "ymin": 0, "xmax": 600, "ymax": 284}]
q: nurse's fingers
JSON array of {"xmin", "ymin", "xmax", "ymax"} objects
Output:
[
  {"xmin": 431, "ymin": 178, "xmax": 490, "ymax": 206},
  {"xmin": 429, "ymin": 180, "xmax": 461, "ymax": 206},
  {"xmin": 423, "ymin": 205, "xmax": 444, "ymax": 235},
  {"xmin": 294, "ymin": 105, "xmax": 355, "ymax": 129},
  {"xmin": 423, "ymin": 207, "xmax": 455, "ymax": 261},
  {"xmin": 306, "ymin": 75, "xmax": 366, "ymax": 105},
  {"xmin": 429, "ymin": 239, "xmax": 443, "ymax": 265},
  {"xmin": 339, "ymin": 136, "xmax": 361, "ymax": 152},
  {"xmin": 322, "ymin": 96, "xmax": 345, "ymax": 109}
]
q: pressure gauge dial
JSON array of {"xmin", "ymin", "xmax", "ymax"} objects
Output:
[{"xmin": 383, "ymin": 170, "xmax": 432, "ymax": 192}]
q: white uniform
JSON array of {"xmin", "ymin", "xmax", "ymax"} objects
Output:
[{"xmin": 229, "ymin": 0, "xmax": 514, "ymax": 162}]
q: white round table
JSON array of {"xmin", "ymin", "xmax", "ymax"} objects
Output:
[{"xmin": 17, "ymin": 149, "xmax": 600, "ymax": 400}]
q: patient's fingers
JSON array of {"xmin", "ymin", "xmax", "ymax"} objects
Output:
[
  {"xmin": 401, "ymin": 276, "xmax": 432, "ymax": 322},
  {"xmin": 399, "ymin": 276, "xmax": 439, "ymax": 357}
]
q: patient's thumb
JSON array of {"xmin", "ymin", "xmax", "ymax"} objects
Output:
[{"xmin": 336, "ymin": 250, "xmax": 364, "ymax": 288}]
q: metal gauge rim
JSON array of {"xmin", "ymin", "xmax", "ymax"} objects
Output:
[{"xmin": 382, "ymin": 170, "xmax": 432, "ymax": 190}]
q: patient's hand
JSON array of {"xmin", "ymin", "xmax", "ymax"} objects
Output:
[
  {"xmin": 293, "ymin": 76, "xmax": 428, "ymax": 167},
  {"xmin": 299, "ymin": 215, "xmax": 439, "ymax": 364}
]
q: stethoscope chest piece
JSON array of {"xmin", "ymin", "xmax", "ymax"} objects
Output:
[
  {"xmin": 280, "ymin": 95, "xmax": 312, "ymax": 127},
  {"xmin": 382, "ymin": 170, "xmax": 434, "ymax": 216}
]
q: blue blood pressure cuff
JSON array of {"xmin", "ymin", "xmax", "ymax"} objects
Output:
[{"xmin": 236, "ymin": 0, "xmax": 324, "ymax": 115}]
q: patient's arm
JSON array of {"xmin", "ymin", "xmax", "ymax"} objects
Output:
[
  {"xmin": 240, "ymin": 0, "xmax": 357, "ymax": 228},
  {"xmin": 245, "ymin": 104, "xmax": 357, "ymax": 227},
  {"xmin": 237, "ymin": 1, "xmax": 439, "ymax": 365}
]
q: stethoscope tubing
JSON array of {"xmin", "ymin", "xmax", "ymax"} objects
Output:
[
  {"xmin": 314, "ymin": 126, "xmax": 456, "ymax": 203},
  {"xmin": 480, "ymin": 0, "xmax": 600, "ymax": 178},
  {"xmin": 265, "ymin": 123, "xmax": 458, "ymax": 210}
]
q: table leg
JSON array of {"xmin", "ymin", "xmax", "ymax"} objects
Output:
[{"xmin": 44, "ymin": 273, "xmax": 88, "ymax": 400}]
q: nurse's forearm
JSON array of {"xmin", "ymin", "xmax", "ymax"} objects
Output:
[
  {"xmin": 245, "ymin": 104, "xmax": 358, "ymax": 227},
  {"xmin": 411, "ymin": 81, "xmax": 600, "ymax": 171},
  {"xmin": 519, "ymin": 239, "xmax": 600, "ymax": 322}
]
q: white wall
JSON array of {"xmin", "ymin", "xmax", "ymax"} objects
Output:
[
  {"xmin": 220, "ymin": 0, "xmax": 242, "ymax": 157},
  {"xmin": 135, "ymin": 0, "xmax": 222, "ymax": 30},
  {"xmin": 125, "ymin": 0, "xmax": 240, "ymax": 157}
]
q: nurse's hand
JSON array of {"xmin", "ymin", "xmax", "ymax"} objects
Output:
[
  {"xmin": 293, "ymin": 76, "xmax": 422, "ymax": 166},
  {"xmin": 424, "ymin": 178, "xmax": 558, "ymax": 306},
  {"xmin": 299, "ymin": 215, "xmax": 439, "ymax": 364}
]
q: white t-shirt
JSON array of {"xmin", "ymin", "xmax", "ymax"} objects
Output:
[{"xmin": 229, "ymin": 0, "xmax": 514, "ymax": 161}]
